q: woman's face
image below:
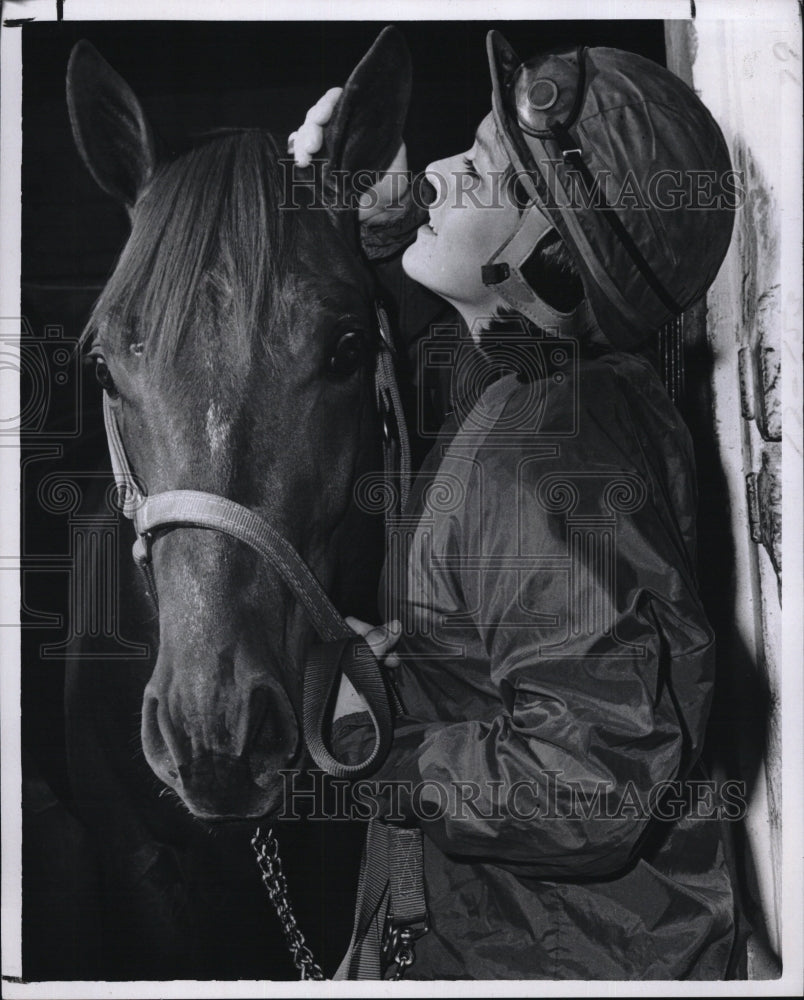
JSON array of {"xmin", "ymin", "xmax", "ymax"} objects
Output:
[{"xmin": 402, "ymin": 114, "xmax": 521, "ymax": 323}]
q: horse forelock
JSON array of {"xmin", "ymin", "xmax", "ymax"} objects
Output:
[{"xmin": 83, "ymin": 129, "xmax": 300, "ymax": 371}]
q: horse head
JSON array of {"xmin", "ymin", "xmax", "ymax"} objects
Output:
[{"xmin": 66, "ymin": 30, "xmax": 411, "ymax": 820}]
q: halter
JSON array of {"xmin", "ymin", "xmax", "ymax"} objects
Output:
[{"xmin": 103, "ymin": 301, "xmax": 410, "ymax": 780}]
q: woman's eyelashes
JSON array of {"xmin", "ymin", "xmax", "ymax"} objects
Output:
[{"xmin": 462, "ymin": 154, "xmax": 479, "ymax": 178}]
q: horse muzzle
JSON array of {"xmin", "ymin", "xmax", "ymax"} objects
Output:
[{"xmin": 141, "ymin": 668, "xmax": 302, "ymax": 820}]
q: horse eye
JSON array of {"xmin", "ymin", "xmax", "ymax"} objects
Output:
[
  {"xmin": 94, "ymin": 356, "xmax": 119, "ymax": 398},
  {"xmin": 326, "ymin": 331, "xmax": 365, "ymax": 378}
]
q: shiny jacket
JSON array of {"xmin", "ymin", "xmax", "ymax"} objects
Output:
[{"xmin": 333, "ymin": 211, "xmax": 743, "ymax": 980}]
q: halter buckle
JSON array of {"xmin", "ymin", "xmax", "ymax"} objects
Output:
[{"xmin": 132, "ymin": 530, "xmax": 154, "ymax": 566}]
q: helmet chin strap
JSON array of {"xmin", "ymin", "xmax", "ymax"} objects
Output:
[{"xmin": 480, "ymin": 200, "xmax": 596, "ymax": 337}]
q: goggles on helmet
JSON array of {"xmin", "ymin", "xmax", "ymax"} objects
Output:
[{"xmin": 482, "ymin": 40, "xmax": 596, "ymax": 336}]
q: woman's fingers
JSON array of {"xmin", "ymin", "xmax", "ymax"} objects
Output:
[
  {"xmin": 288, "ymin": 87, "xmax": 343, "ymax": 166},
  {"xmin": 288, "ymin": 89, "xmax": 406, "ymax": 224},
  {"xmin": 289, "ymin": 121, "xmax": 321, "ymax": 168},
  {"xmin": 344, "ymin": 615, "xmax": 373, "ymax": 637},
  {"xmin": 366, "ymin": 620, "xmax": 402, "ymax": 660},
  {"xmin": 344, "ymin": 617, "xmax": 402, "ymax": 666},
  {"xmin": 306, "ymin": 87, "xmax": 343, "ymax": 125}
]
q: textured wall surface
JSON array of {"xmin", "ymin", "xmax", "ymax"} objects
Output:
[{"xmin": 666, "ymin": 11, "xmax": 800, "ymax": 979}]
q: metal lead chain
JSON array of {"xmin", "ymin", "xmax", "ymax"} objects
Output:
[{"xmin": 252, "ymin": 827, "xmax": 325, "ymax": 981}]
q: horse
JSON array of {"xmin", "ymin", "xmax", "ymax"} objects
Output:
[{"xmin": 63, "ymin": 28, "xmax": 411, "ymax": 979}]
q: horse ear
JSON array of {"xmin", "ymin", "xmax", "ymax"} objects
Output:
[
  {"xmin": 66, "ymin": 40, "xmax": 158, "ymax": 208},
  {"xmin": 322, "ymin": 26, "xmax": 411, "ymax": 234}
]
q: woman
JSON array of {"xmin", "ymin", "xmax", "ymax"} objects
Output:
[{"xmin": 292, "ymin": 31, "xmax": 744, "ymax": 979}]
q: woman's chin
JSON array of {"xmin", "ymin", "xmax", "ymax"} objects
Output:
[{"xmin": 402, "ymin": 237, "xmax": 437, "ymax": 292}]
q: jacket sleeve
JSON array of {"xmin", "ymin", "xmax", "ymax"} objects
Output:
[{"xmin": 335, "ymin": 383, "xmax": 715, "ymax": 880}]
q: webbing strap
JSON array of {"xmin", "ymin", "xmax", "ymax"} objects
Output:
[
  {"xmin": 134, "ymin": 490, "xmax": 350, "ymax": 644},
  {"xmin": 303, "ymin": 637, "xmax": 394, "ymax": 778},
  {"xmin": 388, "ymin": 826, "xmax": 427, "ymax": 931},
  {"xmin": 334, "ymin": 820, "xmax": 392, "ymax": 980},
  {"xmin": 334, "ymin": 821, "xmax": 427, "ymax": 980}
]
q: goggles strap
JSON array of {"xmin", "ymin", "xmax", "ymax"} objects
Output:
[
  {"xmin": 548, "ymin": 120, "xmax": 683, "ymax": 317},
  {"xmin": 482, "ymin": 200, "xmax": 593, "ymax": 336}
]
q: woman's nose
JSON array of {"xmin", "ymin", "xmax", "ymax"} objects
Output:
[{"xmin": 423, "ymin": 160, "xmax": 449, "ymax": 208}]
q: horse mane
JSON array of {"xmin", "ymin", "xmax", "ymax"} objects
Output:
[{"xmin": 83, "ymin": 129, "xmax": 297, "ymax": 366}]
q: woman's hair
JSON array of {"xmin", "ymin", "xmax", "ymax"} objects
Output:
[{"xmin": 504, "ymin": 166, "xmax": 584, "ymax": 315}]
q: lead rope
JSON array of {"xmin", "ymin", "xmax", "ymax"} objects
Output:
[{"xmin": 251, "ymin": 303, "xmax": 421, "ymax": 981}]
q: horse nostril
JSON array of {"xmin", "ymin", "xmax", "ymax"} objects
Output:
[{"xmin": 142, "ymin": 688, "xmax": 181, "ymax": 782}]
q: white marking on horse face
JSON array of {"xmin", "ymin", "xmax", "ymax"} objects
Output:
[{"xmin": 205, "ymin": 401, "xmax": 229, "ymax": 457}]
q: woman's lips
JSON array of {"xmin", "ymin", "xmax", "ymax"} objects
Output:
[{"xmin": 418, "ymin": 221, "xmax": 437, "ymax": 237}]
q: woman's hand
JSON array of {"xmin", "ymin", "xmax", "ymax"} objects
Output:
[
  {"xmin": 288, "ymin": 87, "xmax": 343, "ymax": 168},
  {"xmin": 332, "ymin": 617, "xmax": 402, "ymax": 722},
  {"xmin": 288, "ymin": 89, "xmax": 409, "ymax": 223}
]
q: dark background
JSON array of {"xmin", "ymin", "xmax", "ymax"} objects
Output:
[{"xmin": 19, "ymin": 18, "xmax": 666, "ymax": 980}]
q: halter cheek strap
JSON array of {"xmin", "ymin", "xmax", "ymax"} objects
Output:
[{"xmin": 102, "ymin": 304, "xmax": 409, "ymax": 779}]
